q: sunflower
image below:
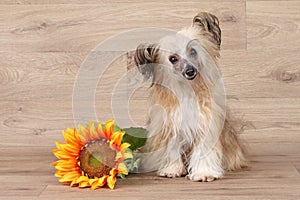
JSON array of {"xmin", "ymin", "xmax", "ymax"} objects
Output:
[{"xmin": 52, "ymin": 120, "xmax": 132, "ymax": 190}]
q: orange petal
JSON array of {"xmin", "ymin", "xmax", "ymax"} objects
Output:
[
  {"xmin": 109, "ymin": 168, "xmax": 117, "ymax": 176},
  {"xmin": 52, "ymin": 149, "xmax": 74, "ymax": 160},
  {"xmin": 88, "ymin": 178, "xmax": 98, "ymax": 186},
  {"xmin": 111, "ymin": 131, "xmax": 125, "ymax": 146},
  {"xmin": 91, "ymin": 175, "xmax": 108, "ymax": 190},
  {"xmin": 55, "ymin": 164, "xmax": 79, "ymax": 172},
  {"xmin": 107, "ymin": 175, "xmax": 117, "ymax": 190},
  {"xmin": 62, "ymin": 129, "xmax": 79, "ymax": 147},
  {"xmin": 55, "ymin": 171, "xmax": 66, "ymax": 178},
  {"xmin": 63, "ymin": 143, "xmax": 81, "ymax": 153},
  {"xmin": 90, "ymin": 175, "xmax": 108, "ymax": 190},
  {"xmin": 54, "ymin": 143, "xmax": 69, "ymax": 157},
  {"xmin": 104, "ymin": 120, "xmax": 114, "ymax": 139},
  {"xmin": 86, "ymin": 121, "xmax": 94, "ymax": 139},
  {"xmin": 73, "ymin": 128, "xmax": 83, "ymax": 146},
  {"xmin": 52, "ymin": 161, "xmax": 58, "ymax": 166},
  {"xmin": 75, "ymin": 175, "xmax": 90, "ymax": 184},
  {"xmin": 55, "ymin": 142, "xmax": 80, "ymax": 156},
  {"xmin": 89, "ymin": 121, "xmax": 100, "ymax": 140},
  {"xmin": 91, "ymin": 182, "xmax": 100, "ymax": 190},
  {"xmin": 97, "ymin": 175, "xmax": 108, "ymax": 186},
  {"xmin": 77, "ymin": 124, "xmax": 90, "ymax": 144},
  {"xmin": 53, "ymin": 159, "xmax": 77, "ymax": 166},
  {"xmin": 70, "ymin": 178, "xmax": 79, "ymax": 187},
  {"xmin": 109, "ymin": 140, "xmax": 118, "ymax": 151},
  {"xmin": 78, "ymin": 181, "xmax": 90, "ymax": 188},
  {"xmin": 120, "ymin": 143, "xmax": 131, "ymax": 152},
  {"xmin": 71, "ymin": 178, "xmax": 90, "ymax": 188},
  {"xmin": 88, "ymin": 121, "xmax": 94, "ymax": 128},
  {"xmin": 59, "ymin": 171, "xmax": 81, "ymax": 183},
  {"xmin": 96, "ymin": 122, "xmax": 105, "ymax": 138}
]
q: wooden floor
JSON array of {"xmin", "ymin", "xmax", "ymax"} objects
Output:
[{"xmin": 1, "ymin": 0, "xmax": 300, "ymax": 199}]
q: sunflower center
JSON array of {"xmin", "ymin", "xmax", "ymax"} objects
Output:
[{"xmin": 79, "ymin": 139, "xmax": 116, "ymax": 178}]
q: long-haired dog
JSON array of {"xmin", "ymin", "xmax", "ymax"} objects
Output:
[{"xmin": 134, "ymin": 12, "xmax": 247, "ymax": 181}]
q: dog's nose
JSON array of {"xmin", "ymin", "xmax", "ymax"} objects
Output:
[
  {"xmin": 183, "ymin": 65, "xmax": 197, "ymax": 80},
  {"xmin": 186, "ymin": 67, "xmax": 196, "ymax": 77}
]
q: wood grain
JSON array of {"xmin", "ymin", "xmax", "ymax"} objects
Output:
[
  {"xmin": 0, "ymin": 0, "xmax": 246, "ymax": 4},
  {"xmin": 1, "ymin": 0, "xmax": 300, "ymax": 199},
  {"xmin": 0, "ymin": 1, "xmax": 245, "ymax": 53},
  {"xmin": 247, "ymin": 1, "xmax": 300, "ymax": 50},
  {"xmin": 1, "ymin": 145, "xmax": 300, "ymax": 199}
]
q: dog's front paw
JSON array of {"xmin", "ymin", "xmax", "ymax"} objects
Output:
[
  {"xmin": 187, "ymin": 170, "xmax": 223, "ymax": 182},
  {"xmin": 187, "ymin": 173, "xmax": 220, "ymax": 182},
  {"xmin": 158, "ymin": 163, "xmax": 187, "ymax": 178}
]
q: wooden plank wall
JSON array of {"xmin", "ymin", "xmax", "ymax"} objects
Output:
[{"xmin": 1, "ymin": 0, "xmax": 299, "ymax": 152}]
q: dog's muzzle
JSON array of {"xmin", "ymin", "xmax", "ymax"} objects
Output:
[{"xmin": 183, "ymin": 65, "xmax": 198, "ymax": 80}]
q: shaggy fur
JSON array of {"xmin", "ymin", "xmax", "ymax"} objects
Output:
[{"xmin": 134, "ymin": 12, "xmax": 247, "ymax": 181}]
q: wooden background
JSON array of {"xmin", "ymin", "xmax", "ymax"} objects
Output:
[{"xmin": 0, "ymin": 0, "xmax": 300, "ymax": 199}]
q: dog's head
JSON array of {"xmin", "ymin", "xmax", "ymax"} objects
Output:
[{"xmin": 134, "ymin": 12, "xmax": 221, "ymax": 84}]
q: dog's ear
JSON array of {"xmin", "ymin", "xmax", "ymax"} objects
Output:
[
  {"xmin": 134, "ymin": 43, "xmax": 159, "ymax": 80},
  {"xmin": 193, "ymin": 12, "xmax": 221, "ymax": 49}
]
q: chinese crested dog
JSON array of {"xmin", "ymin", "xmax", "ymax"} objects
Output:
[{"xmin": 134, "ymin": 12, "xmax": 247, "ymax": 181}]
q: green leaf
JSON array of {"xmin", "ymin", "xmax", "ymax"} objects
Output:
[
  {"xmin": 117, "ymin": 148, "xmax": 141, "ymax": 177},
  {"xmin": 123, "ymin": 157, "xmax": 141, "ymax": 174},
  {"xmin": 117, "ymin": 173, "xmax": 126, "ymax": 179},
  {"xmin": 122, "ymin": 127, "xmax": 147, "ymax": 151},
  {"xmin": 113, "ymin": 124, "xmax": 122, "ymax": 132},
  {"xmin": 122, "ymin": 148, "xmax": 140, "ymax": 174}
]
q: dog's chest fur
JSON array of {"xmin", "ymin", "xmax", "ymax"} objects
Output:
[
  {"xmin": 170, "ymin": 96, "xmax": 204, "ymax": 144},
  {"xmin": 148, "ymin": 82, "xmax": 210, "ymax": 149}
]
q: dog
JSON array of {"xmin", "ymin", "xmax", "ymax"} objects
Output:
[{"xmin": 134, "ymin": 12, "xmax": 247, "ymax": 182}]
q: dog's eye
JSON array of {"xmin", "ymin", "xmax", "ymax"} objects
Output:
[
  {"xmin": 190, "ymin": 48, "xmax": 197, "ymax": 57},
  {"xmin": 169, "ymin": 55, "xmax": 178, "ymax": 64}
]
